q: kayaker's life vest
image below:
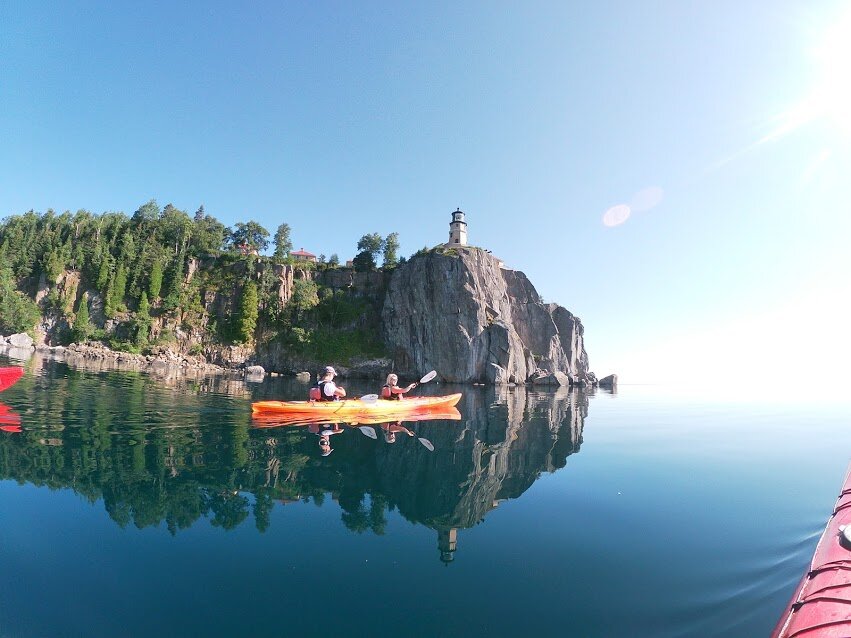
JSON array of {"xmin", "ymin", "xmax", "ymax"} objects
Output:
[
  {"xmin": 315, "ymin": 381, "xmax": 337, "ymax": 401},
  {"xmin": 381, "ymin": 384, "xmax": 401, "ymax": 400}
]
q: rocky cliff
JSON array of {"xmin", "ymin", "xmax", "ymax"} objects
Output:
[
  {"xmin": 17, "ymin": 246, "xmax": 595, "ymax": 386},
  {"xmin": 382, "ymin": 247, "xmax": 592, "ymax": 385}
]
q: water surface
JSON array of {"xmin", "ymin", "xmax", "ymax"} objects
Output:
[{"xmin": 0, "ymin": 353, "xmax": 848, "ymax": 637}]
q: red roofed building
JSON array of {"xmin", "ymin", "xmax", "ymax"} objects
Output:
[{"xmin": 290, "ymin": 248, "xmax": 317, "ymax": 263}]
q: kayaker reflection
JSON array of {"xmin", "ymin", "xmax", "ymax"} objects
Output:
[
  {"xmin": 380, "ymin": 421, "xmax": 414, "ymax": 444},
  {"xmin": 315, "ymin": 366, "xmax": 346, "ymax": 401},
  {"xmin": 380, "ymin": 373, "xmax": 416, "ymax": 400},
  {"xmin": 308, "ymin": 422, "xmax": 343, "ymax": 456}
]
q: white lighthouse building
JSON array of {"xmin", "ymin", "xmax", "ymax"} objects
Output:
[{"xmin": 448, "ymin": 208, "xmax": 468, "ymax": 246}]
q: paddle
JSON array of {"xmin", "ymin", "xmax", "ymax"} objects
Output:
[{"xmin": 416, "ymin": 370, "xmax": 437, "ymax": 386}]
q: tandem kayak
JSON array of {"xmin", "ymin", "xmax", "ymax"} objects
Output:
[
  {"xmin": 772, "ymin": 462, "xmax": 851, "ymax": 638},
  {"xmin": 251, "ymin": 393, "xmax": 462, "ymax": 420},
  {"xmin": 0, "ymin": 367, "xmax": 24, "ymax": 393}
]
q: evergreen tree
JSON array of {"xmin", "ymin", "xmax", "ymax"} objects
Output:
[
  {"xmin": 95, "ymin": 254, "xmax": 111, "ymax": 291},
  {"xmin": 236, "ymin": 281, "xmax": 259, "ymax": 343},
  {"xmin": 273, "ymin": 223, "xmax": 292, "ymax": 259},
  {"xmin": 137, "ymin": 291, "xmax": 150, "ymax": 319},
  {"xmin": 0, "ymin": 255, "xmax": 40, "ymax": 334},
  {"xmin": 134, "ymin": 292, "xmax": 151, "ymax": 346},
  {"xmin": 162, "ymin": 263, "xmax": 183, "ymax": 310},
  {"xmin": 148, "ymin": 259, "xmax": 164, "ymax": 301},
  {"xmin": 73, "ymin": 294, "xmax": 91, "ymax": 343},
  {"xmin": 383, "ymin": 232, "xmax": 399, "ymax": 268},
  {"xmin": 111, "ymin": 264, "xmax": 128, "ymax": 312},
  {"xmin": 104, "ymin": 278, "xmax": 115, "ymax": 319}
]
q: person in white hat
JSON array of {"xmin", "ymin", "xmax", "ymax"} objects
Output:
[{"xmin": 316, "ymin": 366, "xmax": 346, "ymax": 401}]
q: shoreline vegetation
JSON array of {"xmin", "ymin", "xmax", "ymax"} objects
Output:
[{"xmin": 0, "ymin": 202, "xmax": 402, "ymax": 379}]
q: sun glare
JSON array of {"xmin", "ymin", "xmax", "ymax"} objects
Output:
[
  {"xmin": 810, "ymin": 8, "xmax": 851, "ymax": 135},
  {"xmin": 767, "ymin": 7, "xmax": 851, "ymax": 141}
]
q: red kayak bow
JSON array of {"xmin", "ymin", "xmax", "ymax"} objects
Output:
[
  {"xmin": 772, "ymin": 462, "xmax": 851, "ymax": 638},
  {"xmin": 0, "ymin": 366, "xmax": 24, "ymax": 393}
]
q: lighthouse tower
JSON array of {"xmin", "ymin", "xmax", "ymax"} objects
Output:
[{"xmin": 448, "ymin": 208, "xmax": 468, "ymax": 246}]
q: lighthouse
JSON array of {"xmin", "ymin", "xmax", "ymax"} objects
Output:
[{"xmin": 448, "ymin": 208, "xmax": 468, "ymax": 246}]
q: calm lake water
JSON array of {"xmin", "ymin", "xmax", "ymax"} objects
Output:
[{"xmin": 1, "ymin": 353, "xmax": 849, "ymax": 637}]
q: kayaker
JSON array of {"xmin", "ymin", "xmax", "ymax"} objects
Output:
[
  {"xmin": 317, "ymin": 366, "xmax": 346, "ymax": 401},
  {"xmin": 380, "ymin": 373, "xmax": 416, "ymax": 400},
  {"xmin": 380, "ymin": 421, "xmax": 414, "ymax": 443}
]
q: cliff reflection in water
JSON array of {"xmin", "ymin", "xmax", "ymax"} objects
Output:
[{"xmin": 0, "ymin": 363, "xmax": 588, "ymax": 560}]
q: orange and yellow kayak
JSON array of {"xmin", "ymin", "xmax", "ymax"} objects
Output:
[{"xmin": 251, "ymin": 393, "xmax": 462, "ymax": 421}]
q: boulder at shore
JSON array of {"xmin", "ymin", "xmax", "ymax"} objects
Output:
[
  {"xmin": 598, "ymin": 374, "xmax": 617, "ymax": 390},
  {"xmin": 381, "ymin": 247, "xmax": 591, "ymax": 385},
  {"xmin": 9, "ymin": 333, "xmax": 34, "ymax": 349}
]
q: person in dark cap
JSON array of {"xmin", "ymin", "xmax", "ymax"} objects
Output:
[{"xmin": 316, "ymin": 366, "xmax": 346, "ymax": 401}]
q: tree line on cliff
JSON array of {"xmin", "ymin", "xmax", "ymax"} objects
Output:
[{"xmin": 0, "ymin": 202, "xmax": 401, "ymax": 359}]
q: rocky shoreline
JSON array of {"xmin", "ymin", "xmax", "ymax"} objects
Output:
[
  {"xmin": 1, "ymin": 332, "xmax": 231, "ymax": 378},
  {"xmin": 1, "ymin": 329, "xmax": 617, "ymax": 390},
  {"xmin": 0, "ymin": 332, "xmax": 390, "ymax": 385}
]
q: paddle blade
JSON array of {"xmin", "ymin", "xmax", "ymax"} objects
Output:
[
  {"xmin": 359, "ymin": 394, "xmax": 379, "ymax": 403},
  {"xmin": 0, "ymin": 367, "xmax": 24, "ymax": 393},
  {"xmin": 419, "ymin": 370, "xmax": 437, "ymax": 384},
  {"xmin": 417, "ymin": 437, "xmax": 435, "ymax": 451},
  {"xmin": 358, "ymin": 426, "xmax": 378, "ymax": 439}
]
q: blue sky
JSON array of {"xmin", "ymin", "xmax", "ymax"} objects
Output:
[{"xmin": 2, "ymin": 1, "xmax": 850, "ymax": 384}]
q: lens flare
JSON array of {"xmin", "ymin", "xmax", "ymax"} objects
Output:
[
  {"xmin": 602, "ymin": 204, "xmax": 631, "ymax": 227},
  {"xmin": 630, "ymin": 187, "xmax": 664, "ymax": 212}
]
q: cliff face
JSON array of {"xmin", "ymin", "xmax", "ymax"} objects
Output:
[{"xmin": 381, "ymin": 247, "xmax": 591, "ymax": 385}]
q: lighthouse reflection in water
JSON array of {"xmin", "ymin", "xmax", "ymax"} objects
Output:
[{"xmin": 0, "ymin": 360, "xmax": 586, "ymax": 562}]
